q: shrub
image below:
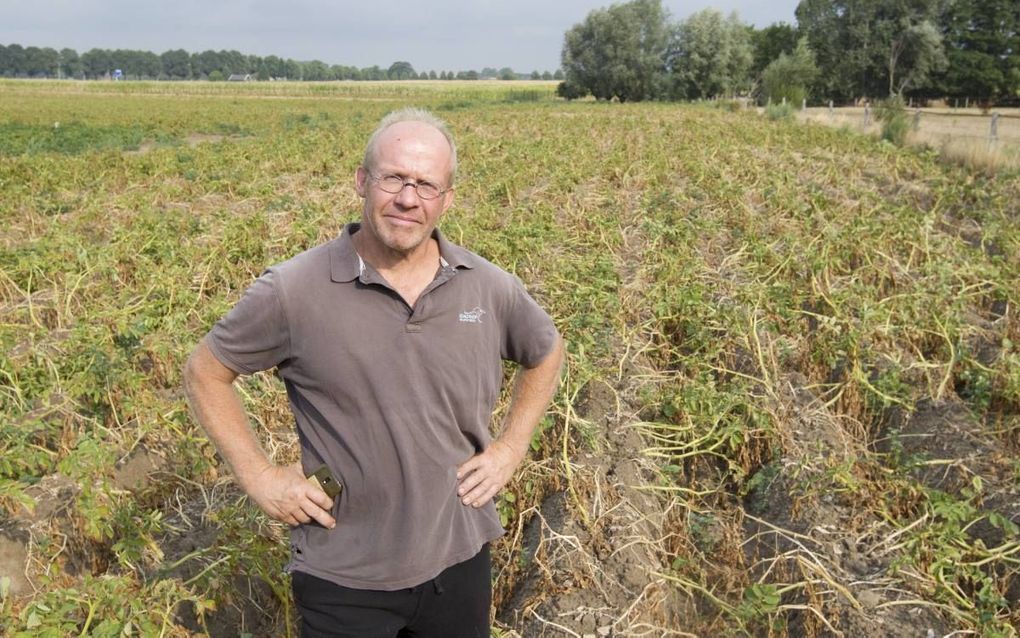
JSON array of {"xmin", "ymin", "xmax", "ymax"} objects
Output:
[
  {"xmin": 716, "ymin": 99, "xmax": 743, "ymax": 112},
  {"xmin": 875, "ymin": 96, "xmax": 909, "ymax": 146},
  {"xmin": 761, "ymin": 39, "xmax": 817, "ymax": 107},
  {"xmin": 765, "ymin": 102, "xmax": 794, "ymax": 120}
]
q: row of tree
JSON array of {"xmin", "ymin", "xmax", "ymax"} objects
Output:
[
  {"xmin": 0, "ymin": 45, "xmax": 564, "ymax": 82},
  {"xmin": 558, "ymin": 0, "xmax": 1020, "ymax": 104}
]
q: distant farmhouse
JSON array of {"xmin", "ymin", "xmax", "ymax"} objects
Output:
[{"xmin": 227, "ymin": 73, "xmax": 253, "ymax": 82}]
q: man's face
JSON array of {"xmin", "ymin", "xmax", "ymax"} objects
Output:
[{"xmin": 354, "ymin": 121, "xmax": 455, "ymax": 256}]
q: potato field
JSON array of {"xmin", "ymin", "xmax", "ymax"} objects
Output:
[{"xmin": 1, "ymin": 80, "xmax": 1018, "ymax": 636}]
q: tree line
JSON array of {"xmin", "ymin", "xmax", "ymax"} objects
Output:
[
  {"xmin": 558, "ymin": 0, "xmax": 1019, "ymax": 105},
  {"xmin": 0, "ymin": 45, "xmax": 564, "ymax": 82}
]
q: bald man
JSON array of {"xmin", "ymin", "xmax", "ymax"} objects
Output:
[{"xmin": 184, "ymin": 108, "xmax": 563, "ymax": 637}]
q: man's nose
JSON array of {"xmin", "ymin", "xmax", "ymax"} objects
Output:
[{"xmin": 394, "ymin": 182, "xmax": 420, "ymax": 206}]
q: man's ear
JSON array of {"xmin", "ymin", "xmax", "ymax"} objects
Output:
[
  {"xmin": 440, "ymin": 186, "xmax": 455, "ymax": 214},
  {"xmin": 355, "ymin": 166, "xmax": 368, "ymax": 198}
]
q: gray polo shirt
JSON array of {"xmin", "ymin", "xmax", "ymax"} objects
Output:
[{"xmin": 205, "ymin": 222, "xmax": 558, "ymax": 590}]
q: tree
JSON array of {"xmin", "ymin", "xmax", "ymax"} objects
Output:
[
  {"xmin": 429, "ymin": 70, "xmax": 437, "ymax": 80},
  {"xmin": 887, "ymin": 19, "xmax": 945, "ymax": 95},
  {"xmin": 751, "ymin": 22, "xmax": 798, "ymax": 78},
  {"xmin": 761, "ymin": 38, "xmax": 819, "ymax": 105},
  {"xmin": 303, "ymin": 60, "xmax": 329, "ymax": 81},
  {"xmin": 263, "ymin": 55, "xmax": 285, "ymax": 79},
  {"xmin": 281, "ymin": 59, "xmax": 300, "ymax": 80},
  {"xmin": 220, "ymin": 50, "xmax": 248, "ymax": 75},
  {"xmin": 665, "ymin": 9, "xmax": 753, "ymax": 99},
  {"xmin": 0, "ymin": 44, "xmax": 19, "ymax": 76},
  {"xmin": 133, "ymin": 50, "xmax": 162, "ymax": 79},
  {"xmin": 80, "ymin": 48, "xmax": 111, "ymax": 79},
  {"xmin": 192, "ymin": 50, "xmax": 223, "ymax": 78},
  {"xmin": 387, "ymin": 61, "xmax": 416, "ymax": 80},
  {"xmin": 530, "ymin": 70, "xmax": 541, "ymax": 80},
  {"xmin": 938, "ymin": 0, "xmax": 1020, "ymax": 102},
  {"xmin": 796, "ymin": 0, "xmax": 945, "ymax": 100},
  {"xmin": 59, "ymin": 48, "xmax": 80, "ymax": 78},
  {"xmin": 24, "ymin": 46, "xmax": 59, "ymax": 77},
  {"xmin": 161, "ymin": 49, "xmax": 191, "ymax": 79},
  {"xmin": 542, "ymin": 70, "xmax": 553, "ymax": 80},
  {"xmin": 499, "ymin": 67, "xmax": 516, "ymax": 80},
  {"xmin": 560, "ymin": 0, "xmax": 670, "ymax": 101},
  {"xmin": 362, "ymin": 65, "xmax": 385, "ymax": 80}
]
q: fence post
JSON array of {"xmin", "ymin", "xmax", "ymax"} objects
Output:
[
  {"xmin": 828, "ymin": 100, "xmax": 833, "ymax": 118},
  {"xmin": 863, "ymin": 104, "xmax": 870, "ymax": 128},
  {"xmin": 914, "ymin": 108, "xmax": 921, "ymax": 131},
  {"xmin": 802, "ymin": 98, "xmax": 807, "ymax": 111},
  {"xmin": 989, "ymin": 112, "xmax": 999, "ymax": 148},
  {"xmin": 782, "ymin": 96, "xmax": 787, "ymax": 106}
]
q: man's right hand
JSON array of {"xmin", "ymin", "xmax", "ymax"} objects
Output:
[
  {"xmin": 245, "ymin": 462, "xmax": 337, "ymax": 529},
  {"xmin": 183, "ymin": 342, "xmax": 336, "ymax": 529}
]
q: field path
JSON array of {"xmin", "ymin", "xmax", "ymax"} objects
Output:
[{"xmin": 496, "ymin": 182, "xmax": 686, "ymax": 636}]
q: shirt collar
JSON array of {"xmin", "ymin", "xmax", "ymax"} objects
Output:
[{"xmin": 330, "ymin": 222, "xmax": 477, "ymax": 283}]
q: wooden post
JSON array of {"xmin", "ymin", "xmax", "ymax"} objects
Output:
[
  {"xmin": 914, "ymin": 109, "xmax": 921, "ymax": 131},
  {"xmin": 863, "ymin": 104, "xmax": 870, "ymax": 127},
  {"xmin": 989, "ymin": 112, "xmax": 999, "ymax": 148},
  {"xmin": 828, "ymin": 100, "xmax": 834, "ymax": 118},
  {"xmin": 802, "ymin": 98, "xmax": 807, "ymax": 111}
]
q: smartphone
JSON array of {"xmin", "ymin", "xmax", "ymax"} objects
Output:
[{"xmin": 306, "ymin": 464, "xmax": 342, "ymax": 500}]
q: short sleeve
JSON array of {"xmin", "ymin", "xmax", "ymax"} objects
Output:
[
  {"xmin": 205, "ymin": 269, "xmax": 291, "ymax": 374},
  {"xmin": 501, "ymin": 278, "xmax": 559, "ymax": 368}
]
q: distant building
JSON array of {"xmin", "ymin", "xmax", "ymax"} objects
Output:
[{"xmin": 227, "ymin": 74, "xmax": 253, "ymax": 82}]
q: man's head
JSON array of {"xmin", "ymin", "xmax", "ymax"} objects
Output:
[
  {"xmin": 363, "ymin": 108, "xmax": 457, "ymax": 185},
  {"xmin": 354, "ymin": 108, "xmax": 457, "ymax": 258}
]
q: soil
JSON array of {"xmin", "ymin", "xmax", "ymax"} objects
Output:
[
  {"xmin": 0, "ymin": 527, "xmax": 31, "ymax": 596},
  {"xmin": 152, "ymin": 483, "xmax": 285, "ymax": 637},
  {"xmin": 495, "ymin": 218, "xmax": 687, "ymax": 636},
  {"xmin": 496, "ymin": 367, "xmax": 685, "ymax": 637},
  {"xmin": 122, "ymin": 132, "xmax": 236, "ymax": 157},
  {"xmin": 879, "ymin": 398, "xmax": 1020, "ymax": 551},
  {"xmin": 742, "ymin": 375, "xmax": 953, "ymax": 637}
]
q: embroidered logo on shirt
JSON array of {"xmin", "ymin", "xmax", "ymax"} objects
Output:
[{"xmin": 458, "ymin": 307, "xmax": 486, "ymax": 324}]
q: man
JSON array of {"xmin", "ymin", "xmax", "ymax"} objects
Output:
[{"xmin": 183, "ymin": 107, "xmax": 564, "ymax": 637}]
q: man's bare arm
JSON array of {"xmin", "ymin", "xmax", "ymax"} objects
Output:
[
  {"xmin": 182, "ymin": 338, "xmax": 335, "ymax": 528},
  {"xmin": 456, "ymin": 336, "xmax": 565, "ymax": 508}
]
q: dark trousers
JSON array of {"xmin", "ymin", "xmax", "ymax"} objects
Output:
[{"xmin": 292, "ymin": 544, "xmax": 491, "ymax": 638}]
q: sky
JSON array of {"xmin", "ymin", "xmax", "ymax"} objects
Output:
[{"xmin": 2, "ymin": 1, "xmax": 802, "ymax": 73}]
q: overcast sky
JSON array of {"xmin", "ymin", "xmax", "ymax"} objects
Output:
[{"xmin": 2, "ymin": 1, "xmax": 801, "ymax": 72}]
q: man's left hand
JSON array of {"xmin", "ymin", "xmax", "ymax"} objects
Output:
[{"xmin": 456, "ymin": 440, "xmax": 523, "ymax": 508}]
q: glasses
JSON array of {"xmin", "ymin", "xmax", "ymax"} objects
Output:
[{"xmin": 368, "ymin": 172, "xmax": 450, "ymax": 200}]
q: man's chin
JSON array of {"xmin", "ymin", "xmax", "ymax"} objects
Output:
[{"xmin": 381, "ymin": 234, "xmax": 425, "ymax": 254}]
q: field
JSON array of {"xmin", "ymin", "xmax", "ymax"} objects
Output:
[
  {"xmin": 1, "ymin": 80, "xmax": 1018, "ymax": 636},
  {"xmin": 799, "ymin": 106, "xmax": 1020, "ymax": 173}
]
